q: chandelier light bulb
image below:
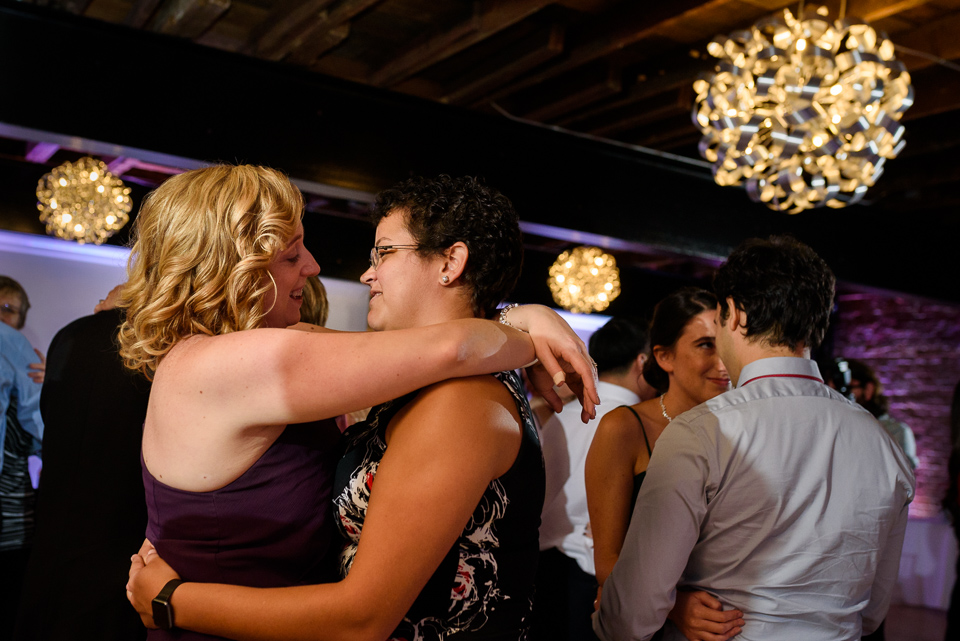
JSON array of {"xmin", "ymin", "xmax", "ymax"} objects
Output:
[
  {"xmin": 36, "ymin": 157, "xmax": 132, "ymax": 245},
  {"xmin": 692, "ymin": 4, "xmax": 913, "ymax": 213},
  {"xmin": 548, "ymin": 246, "xmax": 621, "ymax": 314}
]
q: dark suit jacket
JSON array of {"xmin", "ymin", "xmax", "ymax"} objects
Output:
[{"xmin": 15, "ymin": 309, "xmax": 150, "ymax": 641}]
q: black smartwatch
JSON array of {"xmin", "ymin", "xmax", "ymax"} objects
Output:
[{"xmin": 151, "ymin": 579, "xmax": 184, "ymax": 631}]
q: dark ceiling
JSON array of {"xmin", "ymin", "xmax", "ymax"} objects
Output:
[{"xmin": 1, "ymin": 0, "xmax": 959, "ymax": 317}]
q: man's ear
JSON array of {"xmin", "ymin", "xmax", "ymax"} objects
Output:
[
  {"xmin": 440, "ymin": 242, "xmax": 468, "ymax": 283},
  {"xmin": 724, "ymin": 297, "xmax": 746, "ymax": 333}
]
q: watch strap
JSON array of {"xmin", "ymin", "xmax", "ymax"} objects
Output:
[{"xmin": 151, "ymin": 578, "xmax": 184, "ymax": 631}]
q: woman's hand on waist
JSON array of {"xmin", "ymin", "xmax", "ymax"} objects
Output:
[{"xmin": 127, "ymin": 538, "xmax": 180, "ymax": 629}]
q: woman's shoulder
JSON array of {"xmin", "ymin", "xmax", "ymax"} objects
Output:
[
  {"xmin": 593, "ymin": 401, "xmax": 656, "ymax": 452},
  {"xmin": 596, "ymin": 401, "xmax": 650, "ymax": 433},
  {"xmin": 386, "ymin": 375, "xmax": 521, "ymax": 450},
  {"xmin": 419, "ymin": 374, "xmax": 516, "ymax": 406}
]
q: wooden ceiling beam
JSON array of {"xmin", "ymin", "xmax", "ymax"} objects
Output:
[
  {"xmin": 444, "ymin": 23, "xmax": 564, "ymax": 106},
  {"xmin": 287, "ymin": 23, "xmax": 352, "ymax": 65},
  {"xmin": 483, "ymin": 0, "xmax": 731, "ymax": 103},
  {"xmin": 893, "ymin": 11, "xmax": 960, "ymax": 72},
  {"xmin": 847, "ymin": 0, "xmax": 932, "ymax": 23},
  {"xmin": 44, "ymin": 0, "xmax": 93, "ymax": 14},
  {"xmin": 125, "ymin": 0, "xmax": 164, "ymax": 28},
  {"xmin": 634, "ymin": 122, "xmax": 702, "ymax": 150},
  {"xmin": 521, "ymin": 63, "xmax": 622, "ymax": 122},
  {"xmin": 285, "ymin": 0, "xmax": 384, "ymax": 65},
  {"xmin": 245, "ymin": 0, "xmax": 339, "ymax": 61},
  {"xmin": 590, "ymin": 101, "xmax": 687, "ymax": 138},
  {"xmin": 588, "ymin": 88, "xmax": 692, "ymax": 138},
  {"xmin": 369, "ymin": 0, "xmax": 554, "ymax": 88},
  {"xmin": 149, "ymin": 0, "xmax": 231, "ymax": 39},
  {"xmin": 556, "ymin": 58, "xmax": 704, "ymax": 127}
]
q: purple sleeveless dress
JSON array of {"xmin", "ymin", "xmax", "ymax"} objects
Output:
[{"xmin": 142, "ymin": 419, "xmax": 341, "ymax": 640}]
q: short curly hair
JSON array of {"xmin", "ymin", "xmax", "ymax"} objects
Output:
[
  {"xmin": 371, "ymin": 175, "xmax": 522, "ymax": 318},
  {"xmin": 118, "ymin": 165, "xmax": 303, "ymax": 379},
  {"xmin": 642, "ymin": 287, "xmax": 718, "ymax": 394},
  {"xmin": 713, "ymin": 236, "xmax": 835, "ymax": 351}
]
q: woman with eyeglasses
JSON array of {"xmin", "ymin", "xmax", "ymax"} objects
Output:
[
  {"xmin": 122, "ymin": 168, "xmax": 596, "ymax": 640},
  {"xmin": 0, "ymin": 277, "xmax": 45, "ymax": 384},
  {"xmin": 586, "ymin": 287, "xmax": 741, "ymax": 641},
  {"xmin": 0, "ymin": 276, "xmax": 45, "ymax": 638}
]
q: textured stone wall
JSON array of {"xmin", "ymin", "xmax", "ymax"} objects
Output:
[{"xmin": 831, "ymin": 293, "xmax": 960, "ymax": 518}]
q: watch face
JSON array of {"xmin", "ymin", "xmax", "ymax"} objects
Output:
[
  {"xmin": 151, "ymin": 579, "xmax": 182, "ymax": 631},
  {"xmin": 152, "ymin": 596, "xmax": 175, "ymax": 631}
]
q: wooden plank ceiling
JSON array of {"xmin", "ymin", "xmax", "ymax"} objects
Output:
[
  {"xmin": 17, "ymin": 0, "xmax": 960, "ymax": 211},
  {"xmin": 6, "ymin": 0, "xmax": 960, "ymax": 304}
]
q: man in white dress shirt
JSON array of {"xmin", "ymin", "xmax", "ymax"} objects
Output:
[
  {"xmin": 594, "ymin": 237, "xmax": 915, "ymax": 641},
  {"xmin": 533, "ymin": 317, "xmax": 655, "ymax": 641}
]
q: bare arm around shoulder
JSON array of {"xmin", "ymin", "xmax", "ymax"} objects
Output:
[
  {"xmin": 175, "ymin": 305, "xmax": 596, "ymax": 431},
  {"xmin": 585, "ymin": 406, "xmax": 645, "ymax": 587},
  {"xmin": 130, "ymin": 375, "xmax": 524, "ymax": 641}
]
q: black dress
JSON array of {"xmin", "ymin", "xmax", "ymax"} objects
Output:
[{"xmin": 334, "ymin": 370, "xmax": 544, "ymax": 641}]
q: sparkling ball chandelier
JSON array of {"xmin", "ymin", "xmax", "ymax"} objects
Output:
[
  {"xmin": 37, "ymin": 157, "xmax": 132, "ymax": 245},
  {"xmin": 692, "ymin": 3, "xmax": 913, "ymax": 213},
  {"xmin": 548, "ymin": 246, "xmax": 621, "ymax": 314}
]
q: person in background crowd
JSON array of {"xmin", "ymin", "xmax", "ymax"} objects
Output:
[
  {"xmin": 0, "ymin": 317, "xmax": 42, "ymax": 641},
  {"xmin": 586, "ymin": 288, "xmax": 736, "ymax": 641},
  {"xmin": 821, "ymin": 357, "xmax": 918, "ymax": 641},
  {"xmin": 943, "ymin": 380, "xmax": 960, "ymax": 641},
  {"xmin": 123, "ymin": 169, "xmax": 598, "ymax": 640},
  {"xmin": 0, "ymin": 277, "xmax": 45, "ymax": 384},
  {"xmin": 534, "ymin": 317, "xmax": 654, "ymax": 641},
  {"xmin": 14, "ymin": 292, "xmax": 151, "ymax": 641},
  {"xmin": 300, "ymin": 275, "xmax": 329, "ymax": 327},
  {"xmin": 594, "ymin": 237, "xmax": 915, "ymax": 641},
  {"xmin": 846, "ymin": 358, "xmax": 919, "ymax": 470}
]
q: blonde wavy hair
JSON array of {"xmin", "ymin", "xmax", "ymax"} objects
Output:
[{"xmin": 118, "ymin": 165, "xmax": 304, "ymax": 379}]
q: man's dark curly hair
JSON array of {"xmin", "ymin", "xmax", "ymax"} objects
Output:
[
  {"xmin": 713, "ymin": 236, "xmax": 835, "ymax": 351},
  {"xmin": 371, "ymin": 175, "xmax": 523, "ymax": 318}
]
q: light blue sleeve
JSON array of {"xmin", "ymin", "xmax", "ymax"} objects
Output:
[{"xmin": 1, "ymin": 328, "xmax": 44, "ymax": 444}]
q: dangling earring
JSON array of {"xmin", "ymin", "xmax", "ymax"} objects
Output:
[{"xmin": 441, "ymin": 275, "xmax": 450, "ymax": 284}]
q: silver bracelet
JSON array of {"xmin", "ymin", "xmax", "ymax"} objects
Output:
[{"xmin": 499, "ymin": 303, "xmax": 527, "ymax": 332}]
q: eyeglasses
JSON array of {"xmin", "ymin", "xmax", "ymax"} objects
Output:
[
  {"xmin": 0, "ymin": 303, "xmax": 21, "ymax": 317},
  {"xmin": 369, "ymin": 244, "xmax": 419, "ymax": 269}
]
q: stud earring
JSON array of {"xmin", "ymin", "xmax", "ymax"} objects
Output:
[{"xmin": 441, "ymin": 275, "xmax": 450, "ymax": 284}]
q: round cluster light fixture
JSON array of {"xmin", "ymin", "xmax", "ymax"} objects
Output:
[
  {"xmin": 548, "ymin": 246, "xmax": 621, "ymax": 314},
  {"xmin": 37, "ymin": 157, "xmax": 132, "ymax": 244},
  {"xmin": 692, "ymin": 4, "xmax": 913, "ymax": 213}
]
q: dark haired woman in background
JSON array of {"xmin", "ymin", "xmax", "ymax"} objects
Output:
[
  {"xmin": 128, "ymin": 175, "xmax": 588, "ymax": 640},
  {"xmin": 585, "ymin": 287, "xmax": 740, "ymax": 641}
]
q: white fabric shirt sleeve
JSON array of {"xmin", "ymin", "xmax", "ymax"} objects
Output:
[
  {"xmin": 593, "ymin": 419, "xmax": 712, "ymax": 641},
  {"xmin": 861, "ymin": 491, "xmax": 911, "ymax": 633}
]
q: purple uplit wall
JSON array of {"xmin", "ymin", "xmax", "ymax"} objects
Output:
[{"xmin": 832, "ymin": 293, "xmax": 960, "ymax": 519}]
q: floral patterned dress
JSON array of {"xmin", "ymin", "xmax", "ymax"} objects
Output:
[{"xmin": 333, "ymin": 370, "xmax": 544, "ymax": 641}]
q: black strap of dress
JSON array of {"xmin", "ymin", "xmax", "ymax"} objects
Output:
[{"xmin": 617, "ymin": 405, "xmax": 652, "ymax": 457}]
